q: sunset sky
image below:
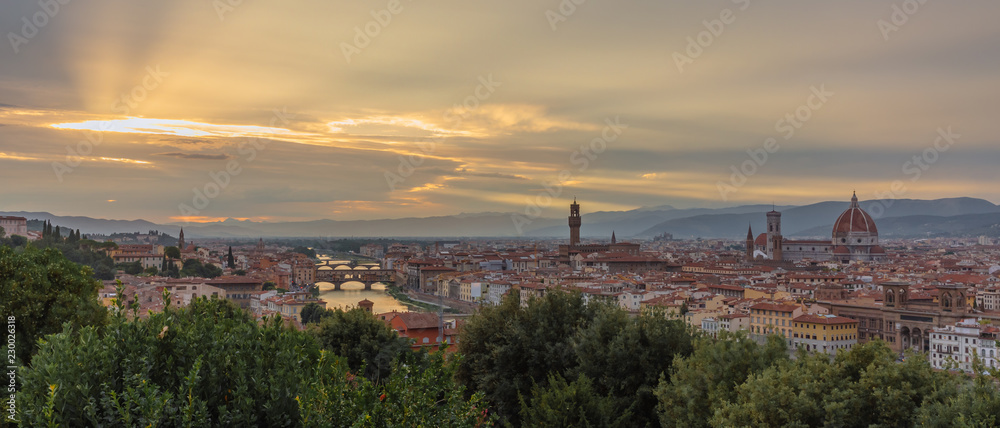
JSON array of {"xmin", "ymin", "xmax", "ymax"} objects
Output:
[{"xmin": 1, "ymin": 0, "xmax": 998, "ymax": 223}]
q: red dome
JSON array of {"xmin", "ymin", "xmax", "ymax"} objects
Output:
[
  {"xmin": 833, "ymin": 245, "xmax": 851, "ymax": 254},
  {"xmin": 832, "ymin": 193, "xmax": 878, "ymax": 237}
]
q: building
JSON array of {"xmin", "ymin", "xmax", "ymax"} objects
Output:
[
  {"xmin": 557, "ymin": 199, "xmax": 641, "ymax": 266},
  {"xmin": 360, "ymin": 243, "xmax": 385, "ymax": 259},
  {"xmin": 749, "ymin": 302, "xmax": 803, "ymax": 342},
  {"xmin": 748, "ymin": 193, "xmax": 887, "ymax": 263},
  {"xmin": 205, "ymin": 277, "xmax": 264, "ymax": 309},
  {"xmin": 0, "ymin": 216, "xmax": 28, "ymax": 237},
  {"xmin": 379, "ymin": 311, "xmax": 458, "ymax": 352},
  {"xmin": 791, "ymin": 314, "xmax": 859, "ymax": 355},
  {"xmin": 928, "ymin": 319, "xmax": 998, "ymax": 373}
]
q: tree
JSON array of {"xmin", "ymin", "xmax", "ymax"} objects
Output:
[
  {"xmin": 710, "ymin": 340, "xmax": 956, "ymax": 427},
  {"xmin": 18, "ymin": 297, "xmax": 491, "ymax": 426},
  {"xmin": 0, "ymin": 225, "xmax": 5, "ymax": 240},
  {"xmin": 457, "ymin": 290, "xmax": 692, "ymax": 426},
  {"xmin": 571, "ymin": 307, "xmax": 693, "ymax": 427},
  {"xmin": 54, "ymin": 225, "xmax": 61, "ymax": 241},
  {"xmin": 519, "ymin": 374, "xmax": 632, "ymax": 428},
  {"xmin": 227, "ymin": 246, "xmax": 235, "ymax": 268},
  {"xmin": 164, "ymin": 246, "xmax": 181, "ymax": 260},
  {"xmin": 656, "ymin": 332, "xmax": 788, "ymax": 428},
  {"xmin": 308, "ymin": 308, "xmax": 410, "ymax": 381},
  {"xmin": 143, "ymin": 266, "xmax": 158, "ymax": 276},
  {"xmin": 115, "ymin": 261, "xmax": 144, "ymax": 275},
  {"xmin": 300, "ymin": 302, "xmax": 330, "ymax": 325},
  {"xmin": 0, "ymin": 246, "xmax": 108, "ymax": 366}
]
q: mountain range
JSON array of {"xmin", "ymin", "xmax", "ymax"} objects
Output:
[{"xmin": 3, "ymin": 197, "xmax": 1000, "ymax": 240}]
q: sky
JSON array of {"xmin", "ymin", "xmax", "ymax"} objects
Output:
[{"xmin": 1, "ymin": 0, "xmax": 998, "ymax": 224}]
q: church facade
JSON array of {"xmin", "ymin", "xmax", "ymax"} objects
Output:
[{"xmin": 746, "ymin": 193, "xmax": 887, "ymax": 263}]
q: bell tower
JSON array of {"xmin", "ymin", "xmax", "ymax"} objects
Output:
[
  {"xmin": 883, "ymin": 282, "xmax": 909, "ymax": 309},
  {"xmin": 745, "ymin": 224, "xmax": 754, "ymax": 261},
  {"xmin": 569, "ymin": 198, "xmax": 581, "ymax": 246},
  {"xmin": 766, "ymin": 209, "xmax": 782, "ymax": 260}
]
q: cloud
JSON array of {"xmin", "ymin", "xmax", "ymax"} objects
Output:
[
  {"xmin": 154, "ymin": 152, "xmax": 232, "ymax": 160},
  {"xmin": 455, "ymin": 168, "xmax": 528, "ymax": 180}
]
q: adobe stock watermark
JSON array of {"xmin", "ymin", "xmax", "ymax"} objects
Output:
[
  {"xmin": 340, "ymin": 0, "xmax": 413, "ymax": 64},
  {"xmin": 5, "ymin": 316, "xmax": 15, "ymax": 423},
  {"xmin": 384, "ymin": 74, "xmax": 501, "ymax": 191},
  {"xmin": 545, "ymin": 0, "xmax": 590, "ymax": 31},
  {"xmin": 877, "ymin": 0, "xmax": 929, "ymax": 41},
  {"xmin": 178, "ymin": 107, "xmax": 295, "ymax": 219},
  {"xmin": 214, "ymin": 0, "xmax": 248, "ymax": 21},
  {"xmin": 864, "ymin": 126, "xmax": 959, "ymax": 219},
  {"xmin": 672, "ymin": 0, "xmax": 750, "ymax": 73},
  {"xmin": 7, "ymin": 0, "xmax": 71, "ymax": 54},
  {"xmin": 510, "ymin": 116, "xmax": 628, "ymax": 235},
  {"xmin": 52, "ymin": 65, "xmax": 169, "ymax": 182},
  {"xmin": 717, "ymin": 84, "xmax": 834, "ymax": 201}
]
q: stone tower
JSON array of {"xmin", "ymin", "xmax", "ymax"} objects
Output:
[
  {"xmin": 178, "ymin": 227, "xmax": 185, "ymax": 249},
  {"xmin": 569, "ymin": 198, "xmax": 581, "ymax": 246},
  {"xmin": 745, "ymin": 224, "xmax": 754, "ymax": 261},
  {"xmin": 766, "ymin": 209, "xmax": 782, "ymax": 261}
]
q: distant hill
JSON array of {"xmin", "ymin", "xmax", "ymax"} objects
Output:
[
  {"xmin": 637, "ymin": 197, "xmax": 1000, "ymax": 239},
  {"xmin": 4, "ymin": 197, "xmax": 997, "ymax": 239}
]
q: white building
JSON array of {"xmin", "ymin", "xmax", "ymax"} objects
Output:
[
  {"xmin": 485, "ymin": 280, "xmax": 511, "ymax": 306},
  {"xmin": 0, "ymin": 216, "xmax": 28, "ymax": 237},
  {"xmin": 929, "ymin": 318, "xmax": 998, "ymax": 373}
]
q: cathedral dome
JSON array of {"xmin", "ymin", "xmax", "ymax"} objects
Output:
[{"xmin": 832, "ymin": 192, "xmax": 878, "ymax": 238}]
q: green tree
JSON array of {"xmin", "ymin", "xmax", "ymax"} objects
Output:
[
  {"xmin": 710, "ymin": 341, "xmax": 955, "ymax": 428},
  {"xmin": 308, "ymin": 308, "xmax": 409, "ymax": 380},
  {"xmin": 227, "ymin": 246, "xmax": 235, "ymax": 268},
  {"xmin": 519, "ymin": 374, "xmax": 632, "ymax": 428},
  {"xmin": 656, "ymin": 332, "xmax": 788, "ymax": 428},
  {"xmin": 164, "ymin": 246, "xmax": 181, "ymax": 260},
  {"xmin": 300, "ymin": 302, "xmax": 330, "ymax": 325},
  {"xmin": 572, "ymin": 306, "xmax": 693, "ymax": 427},
  {"xmin": 115, "ymin": 260, "xmax": 144, "ymax": 275},
  {"xmin": 0, "ymin": 246, "xmax": 108, "ymax": 366},
  {"xmin": 18, "ymin": 297, "xmax": 490, "ymax": 426}
]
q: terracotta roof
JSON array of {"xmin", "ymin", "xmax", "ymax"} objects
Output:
[
  {"xmin": 832, "ymin": 193, "xmax": 878, "ymax": 236},
  {"xmin": 793, "ymin": 314, "xmax": 857, "ymax": 325}
]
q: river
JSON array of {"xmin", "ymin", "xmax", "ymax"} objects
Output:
[
  {"xmin": 314, "ymin": 257, "xmax": 413, "ymax": 313},
  {"xmin": 316, "ymin": 281, "xmax": 413, "ymax": 313}
]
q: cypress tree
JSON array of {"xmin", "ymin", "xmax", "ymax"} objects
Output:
[{"xmin": 227, "ymin": 246, "xmax": 235, "ymax": 269}]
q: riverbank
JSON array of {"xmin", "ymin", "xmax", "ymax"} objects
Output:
[{"xmin": 386, "ymin": 286, "xmax": 462, "ymax": 313}]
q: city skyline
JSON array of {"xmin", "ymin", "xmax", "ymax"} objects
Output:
[{"xmin": 2, "ymin": 1, "xmax": 999, "ymax": 224}]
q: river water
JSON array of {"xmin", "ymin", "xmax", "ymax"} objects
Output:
[
  {"xmin": 314, "ymin": 257, "xmax": 412, "ymax": 313},
  {"xmin": 316, "ymin": 282, "xmax": 412, "ymax": 313}
]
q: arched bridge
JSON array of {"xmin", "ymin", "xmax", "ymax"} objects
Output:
[{"xmin": 315, "ymin": 260, "xmax": 395, "ymax": 290}]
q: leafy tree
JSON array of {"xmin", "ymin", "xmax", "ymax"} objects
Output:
[
  {"xmin": 572, "ymin": 308, "xmax": 693, "ymax": 427},
  {"xmin": 164, "ymin": 246, "xmax": 181, "ymax": 260},
  {"xmin": 292, "ymin": 246, "xmax": 318, "ymax": 259},
  {"xmin": 115, "ymin": 261, "xmax": 144, "ymax": 275},
  {"xmin": 143, "ymin": 266, "xmax": 159, "ymax": 276},
  {"xmin": 263, "ymin": 281, "xmax": 277, "ymax": 290},
  {"xmin": 656, "ymin": 332, "xmax": 788, "ymax": 428},
  {"xmin": 18, "ymin": 297, "xmax": 489, "ymax": 426},
  {"xmin": 308, "ymin": 308, "xmax": 409, "ymax": 381},
  {"xmin": 300, "ymin": 302, "xmax": 330, "ymax": 325},
  {"xmin": 234, "ymin": 269, "xmax": 247, "ymax": 276},
  {"xmin": 0, "ymin": 225, "xmax": 5, "ymax": 239},
  {"xmin": 518, "ymin": 374, "xmax": 632, "ymax": 428},
  {"xmin": 297, "ymin": 351, "xmax": 495, "ymax": 427},
  {"xmin": 458, "ymin": 290, "xmax": 691, "ymax": 426},
  {"xmin": 0, "ymin": 246, "xmax": 108, "ymax": 366},
  {"xmin": 710, "ymin": 341, "xmax": 956, "ymax": 427}
]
